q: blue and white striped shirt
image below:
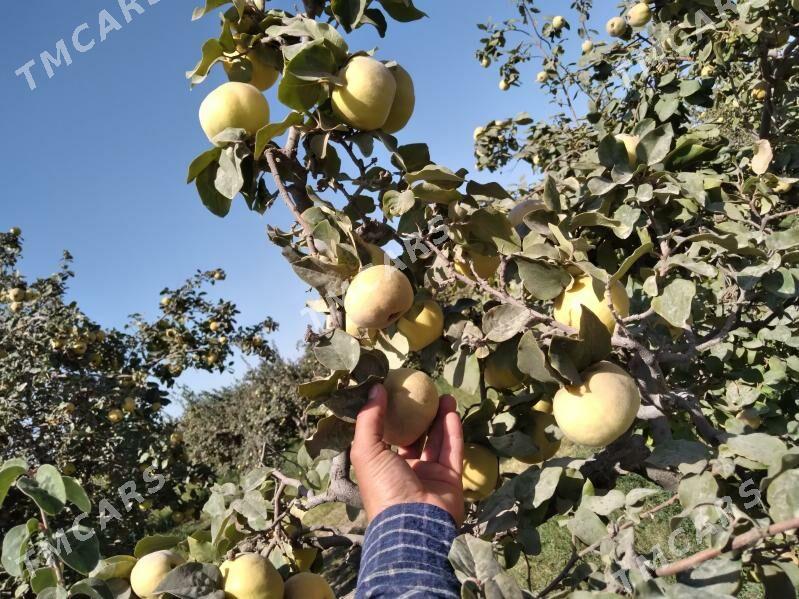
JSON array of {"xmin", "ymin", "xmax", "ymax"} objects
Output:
[{"xmin": 356, "ymin": 503, "xmax": 460, "ymax": 598}]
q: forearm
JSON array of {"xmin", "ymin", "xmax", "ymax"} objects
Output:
[{"xmin": 356, "ymin": 503, "xmax": 460, "ymax": 598}]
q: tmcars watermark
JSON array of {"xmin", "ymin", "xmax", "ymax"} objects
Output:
[{"xmin": 14, "ymin": 0, "xmax": 162, "ymax": 92}]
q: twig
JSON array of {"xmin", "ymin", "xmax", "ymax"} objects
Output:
[
  {"xmin": 654, "ymin": 516, "xmax": 799, "ymax": 577},
  {"xmin": 265, "ymin": 148, "xmax": 316, "ymax": 257},
  {"xmin": 762, "ymin": 206, "xmax": 799, "ymax": 226}
]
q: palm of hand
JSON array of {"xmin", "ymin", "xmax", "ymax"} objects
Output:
[{"xmin": 367, "ymin": 445, "xmax": 463, "ymax": 524}]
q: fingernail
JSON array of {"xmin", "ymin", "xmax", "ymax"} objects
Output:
[{"xmin": 368, "ymin": 385, "xmax": 381, "ymax": 401}]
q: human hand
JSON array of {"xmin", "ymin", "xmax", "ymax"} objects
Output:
[{"xmin": 351, "ymin": 384, "xmax": 464, "ymax": 524}]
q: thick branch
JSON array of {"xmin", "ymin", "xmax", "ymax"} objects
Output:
[{"xmin": 303, "ymin": 450, "xmax": 362, "ymax": 510}]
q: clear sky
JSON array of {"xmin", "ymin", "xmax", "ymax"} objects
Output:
[{"xmin": 1, "ymin": 0, "xmax": 615, "ymax": 395}]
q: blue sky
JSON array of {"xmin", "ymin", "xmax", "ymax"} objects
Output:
[{"xmin": 1, "ymin": 0, "xmax": 616, "ymax": 395}]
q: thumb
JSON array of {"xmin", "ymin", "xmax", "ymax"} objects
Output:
[{"xmin": 353, "ymin": 384, "xmax": 388, "ymax": 453}]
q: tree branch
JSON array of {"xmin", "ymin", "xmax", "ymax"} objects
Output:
[
  {"xmin": 303, "ymin": 450, "xmax": 362, "ymax": 509},
  {"xmin": 265, "ymin": 148, "xmax": 316, "ymax": 257},
  {"xmin": 654, "ymin": 516, "xmax": 799, "ymax": 578}
]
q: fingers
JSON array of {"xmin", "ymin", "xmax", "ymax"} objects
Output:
[
  {"xmin": 421, "ymin": 395, "xmax": 454, "ymax": 462},
  {"xmin": 398, "ymin": 438, "xmax": 423, "ymax": 460},
  {"xmin": 437, "ymin": 395, "xmax": 463, "ymax": 474},
  {"xmin": 352, "ymin": 384, "xmax": 388, "ymax": 465}
]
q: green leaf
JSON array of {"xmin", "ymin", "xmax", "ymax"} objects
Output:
[
  {"xmin": 191, "ymin": 0, "xmax": 232, "ymax": 21},
  {"xmin": 666, "ymin": 254, "xmax": 717, "ymax": 278},
  {"xmin": 610, "ymin": 205, "xmax": 641, "ymax": 239},
  {"xmin": 266, "ymin": 18, "xmax": 348, "ymax": 64},
  {"xmin": 290, "ymin": 255, "xmax": 350, "ymax": 295},
  {"xmin": 637, "ymin": 124, "xmax": 674, "ymax": 166},
  {"xmin": 330, "ymin": 0, "xmax": 367, "ymax": 31},
  {"xmin": 133, "ymin": 535, "xmax": 181, "ymax": 559},
  {"xmin": 569, "ymin": 212, "xmax": 621, "ymax": 230},
  {"xmin": 466, "ymin": 180, "xmax": 510, "ymax": 200},
  {"xmin": 760, "ymin": 561, "xmax": 799, "ymax": 598},
  {"xmin": 313, "ymin": 329, "xmax": 361, "ymax": 372},
  {"xmin": 391, "ymin": 143, "xmax": 430, "ymax": 172},
  {"xmin": 411, "ymin": 182, "xmax": 461, "ymax": 204},
  {"xmin": 63, "ymin": 476, "xmax": 91, "ymax": 513},
  {"xmin": 187, "ymin": 148, "xmax": 222, "ymax": 184},
  {"xmin": 153, "ymin": 562, "xmax": 224, "ymax": 599},
  {"xmin": 443, "ymin": 350, "xmax": 480, "ymax": 396},
  {"xmin": 319, "ymin": 377, "xmax": 379, "ymax": 422},
  {"xmin": 0, "ymin": 458, "xmax": 27, "ymax": 508},
  {"xmin": 38, "ymin": 586, "xmax": 69, "ymax": 599},
  {"xmin": 90, "ymin": 555, "xmax": 138, "ymax": 581},
  {"xmin": 360, "ymin": 7, "xmax": 388, "ymax": 37},
  {"xmin": 17, "ymin": 465, "xmax": 67, "ymax": 515},
  {"xmin": 516, "ymin": 331, "xmax": 557, "ymax": 383},
  {"xmin": 587, "ymin": 177, "xmax": 617, "ymax": 196},
  {"xmin": 470, "ymin": 209, "xmax": 522, "ymax": 255},
  {"xmin": 751, "ymin": 139, "xmax": 772, "ymax": 175},
  {"xmin": 665, "ymin": 141, "xmax": 718, "ymax": 169},
  {"xmin": 765, "ymin": 226, "xmax": 799, "ymax": 251},
  {"xmin": 404, "ymin": 164, "xmax": 464, "ymax": 189},
  {"xmin": 679, "ymin": 557, "xmax": 741, "ymax": 595},
  {"xmin": 68, "ymin": 578, "xmax": 114, "ymax": 599},
  {"xmin": 1, "ymin": 524, "xmax": 31, "ymax": 577},
  {"xmin": 305, "ymin": 415, "xmax": 355, "ymax": 458},
  {"xmin": 52, "ymin": 526, "xmax": 100, "ymax": 575},
  {"xmin": 679, "ymin": 472, "xmax": 722, "ymax": 530},
  {"xmin": 725, "ymin": 433, "xmax": 787, "ymax": 468},
  {"xmin": 581, "ymin": 490, "xmax": 625, "ymax": 516},
  {"xmin": 196, "ymin": 165, "xmax": 233, "ymax": 218},
  {"xmin": 481, "ymin": 304, "xmax": 530, "ymax": 342},
  {"xmin": 278, "ymin": 40, "xmax": 336, "ymax": 112},
  {"xmin": 382, "ymin": 189, "xmax": 416, "ymax": 217},
  {"xmin": 448, "ymin": 535, "xmax": 524, "ymax": 598},
  {"xmin": 646, "ymin": 439, "xmax": 710, "ymax": 471},
  {"xmin": 766, "ymin": 469, "xmax": 799, "ymax": 523},
  {"xmin": 30, "ymin": 567, "xmax": 58, "ymax": 593},
  {"xmin": 378, "ymin": 0, "xmax": 427, "ymax": 22},
  {"xmin": 215, "ymin": 145, "xmax": 247, "ymax": 200},
  {"xmin": 188, "ymin": 532, "xmax": 219, "ymax": 564},
  {"xmin": 254, "ymin": 112, "xmax": 304, "ymax": 158},
  {"xmin": 232, "ymin": 491, "xmax": 271, "ymax": 530},
  {"xmin": 298, "ymin": 370, "xmax": 347, "ymax": 399},
  {"xmin": 542, "ymin": 175, "xmax": 561, "ymax": 211},
  {"xmin": 654, "ymin": 94, "xmax": 679, "ymax": 121},
  {"xmin": 597, "ymin": 134, "xmax": 631, "ymax": 170},
  {"xmin": 489, "ymin": 431, "xmax": 541, "ymax": 459},
  {"xmin": 516, "ymin": 259, "xmax": 570, "ymax": 300},
  {"xmin": 548, "ymin": 309, "xmax": 611, "ymax": 384},
  {"xmin": 186, "ymin": 39, "xmax": 224, "ymax": 86},
  {"xmin": 651, "ymin": 278, "xmax": 695, "ymax": 328},
  {"xmin": 547, "ymin": 336, "xmax": 583, "ymax": 384},
  {"xmin": 566, "ymin": 507, "xmax": 607, "ymax": 545},
  {"xmin": 241, "ymin": 467, "xmax": 272, "ymax": 492}
]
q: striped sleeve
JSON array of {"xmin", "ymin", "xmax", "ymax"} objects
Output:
[{"xmin": 356, "ymin": 503, "xmax": 460, "ymax": 599}]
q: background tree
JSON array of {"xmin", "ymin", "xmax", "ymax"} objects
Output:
[
  {"xmin": 0, "ymin": 229, "xmax": 277, "ymax": 552},
  {"xmin": 179, "ymin": 351, "xmax": 318, "ymax": 477}
]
